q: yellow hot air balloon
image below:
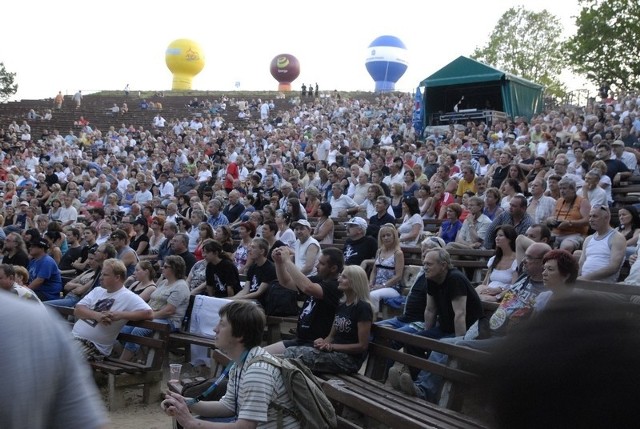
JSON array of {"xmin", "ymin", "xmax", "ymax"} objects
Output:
[{"xmin": 165, "ymin": 39, "xmax": 205, "ymax": 90}]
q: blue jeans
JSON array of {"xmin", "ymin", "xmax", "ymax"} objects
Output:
[
  {"xmin": 45, "ymin": 294, "xmax": 81, "ymax": 308},
  {"xmin": 122, "ymin": 319, "xmax": 176, "ymax": 353},
  {"xmin": 414, "ymin": 336, "xmax": 505, "ymax": 401}
]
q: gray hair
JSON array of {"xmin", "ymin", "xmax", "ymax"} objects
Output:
[
  {"xmin": 558, "ymin": 177, "xmax": 577, "ymax": 190},
  {"xmin": 426, "ymin": 248, "xmax": 454, "ymax": 269}
]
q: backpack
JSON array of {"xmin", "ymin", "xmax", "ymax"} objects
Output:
[
  {"xmin": 260, "ymin": 280, "xmax": 300, "ymax": 317},
  {"xmin": 247, "ymin": 354, "xmax": 337, "ymax": 429}
]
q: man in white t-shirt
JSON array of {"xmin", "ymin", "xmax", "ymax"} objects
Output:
[
  {"xmin": 59, "ymin": 193, "xmax": 79, "ymax": 226},
  {"xmin": 72, "ymin": 259, "xmax": 152, "ymax": 359}
]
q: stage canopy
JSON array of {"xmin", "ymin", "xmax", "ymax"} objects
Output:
[{"xmin": 420, "ymin": 56, "xmax": 544, "ymax": 126}]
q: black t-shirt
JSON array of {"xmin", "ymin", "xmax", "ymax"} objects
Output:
[
  {"xmin": 297, "ymin": 276, "xmax": 342, "ymax": 341},
  {"xmin": 398, "ymin": 272, "xmax": 427, "ymax": 323},
  {"xmin": 206, "ymin": 258, "xmax": 241, "ymax": 298},
  {"xmin": 130, "ymin": 234, "xmax": 150, "ymax": 256},
  {"xmin": 246, "ymin": 259, "xmax": 277, "ymax": 294},
  {"xmin": 426, "ymin": 269, "xmax": 484, "ymax": 334},
  {"xmin": 367, "ymin": 213, "xmax": 397, "ymax": 239},
  {"xmin": 604, "ymin": 159, "xmax": 630, "ymax": 181},
  {"xmin": 343, "ymin": 236, "xmax": 378, "ymax": 266},
  {"xmin": 3, "ymin": 250, "xmax": 29, "ymax": 269},
  {"xmin": 177, "ymin": 250, "xmax": 197, "ymax": 275},
  {"xmin": 491, "ymin": 165, "xmax": 510, "ymax": 188},
  {"xmin": 223, "ymin": 203, "xmax": 244, "ymax": 223},
  {"xmin": 58, "ymin": 246, "xmax": 83, "ymax": 271},
  {"xmin": 333, "ymin": 300, "xmax": 373, "ymax": 360}
]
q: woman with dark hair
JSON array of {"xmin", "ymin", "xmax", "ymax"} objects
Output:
[
  {"xmin": 234, "ymin": 221, "xmax": 256, "ymax": 274},
  {"xmin": 214, "ymin": 225, "xmax": 235, "ymax": 256},
  {"xmin": 437, "ymin": 203, "xmax": 463, "ymax": 244},
  {"xmin": 275, "ymin": 210, "xmax": 295, "ymax": 248},
  {"xmin": 525, "ymin": 156, "xmax": 548, "ymax": 183},
  {"xmin": 503, "ymin": 164, "xmax": 528, "ymax": 197},
  {"xmin": 477, "ymin": 154, "xmax": 490, "ymax": 177},
  {"xmin": 286, "ymin": 197, "xmax": 304, "ymax": 222},
  {"xmin": 193, "ymin": 223, "xmax": 214, "ymax": 261},
  {"xmin": 313, "ymin": 202, "xmax": 334, "ymax": 244},
  {"xmin": 261, "ymin": 220, "xmax": 286, "ymax": 262},
  {"xmin": 476, "ymin": 225, "xmax": 518, "ymax": 302},
  {"xmin": 44, "ymin": 230, "xmax": 63, "ymax": 264},
  {"xmin": 398, "ymin": 196, "xmax": 423, "ymax": 247},
  {"xmin": 500, "ymin": 178, "xmax": 522, "ymax": 210},
  {"xmin": 202, "ymin": 239, "xmax": 240, "ymax": 297},
  {"xmin": 120, "ymin": 255, "xmax": 190, "ymax": 361},
  {"xmin": 536, "ymin": 249, "xmax": 579, "ymax": 310},
  {"xmin": 402, "ymin": 170, "xmax": 419, "ymax": 198},
  {"xmin": 616, "ymin": 206, "xmax": 640, "ymax": 258},
  {"xmin": 129, "ymin": 219, "xmax": 150, "ymax": 256}
]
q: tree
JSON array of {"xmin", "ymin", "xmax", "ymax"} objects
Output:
[
  {"xmin": 0, "ymin": 63, "xmax": 17, "ymax": 102},
  {"xmin": 471, "ymin": 6, "xmax": 566, "ymax": 100},
  {"xmin": 565, "ymin": 0, "xmax": 640, "ymax": 92}
]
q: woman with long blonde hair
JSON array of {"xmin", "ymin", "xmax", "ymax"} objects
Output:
[
  {"xmin": 368, "ymin": 224, "xmax": 405, "ymax": 313},
  {"xmin": 283, "ymin": 264, "xmax": 373, "ymax": 374}
]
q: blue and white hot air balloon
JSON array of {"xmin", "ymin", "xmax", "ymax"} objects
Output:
[{"xmin": 365, "ymin": 35, "xmax": 408, "ymax": 92}]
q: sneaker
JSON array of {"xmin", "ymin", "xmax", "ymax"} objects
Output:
[
  {"xmin": 387, "ymin": 365, "xmax": 402, "ymax": 390},
  {"xmin": 399, "ymin": 372, "xmax": 420, "ymax": 397}
]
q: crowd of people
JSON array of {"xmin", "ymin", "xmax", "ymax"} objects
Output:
[{"xmin": 3, "ymin": 87, "xmax": 640, "ymax": 427}]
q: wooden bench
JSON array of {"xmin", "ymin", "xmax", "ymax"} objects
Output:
[
  {"xmin": 319, "ymin": 325, "xmax": 490, "ymax": 428},
  {"xmin": 447, "ymin": 249, "xmax": 495, "ymax": 283},
  {"xmin": 53, "ymin": 305, "xmax": 170, "ymax": 410}
]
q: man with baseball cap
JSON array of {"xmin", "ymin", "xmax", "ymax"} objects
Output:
[
  {"xmin": 343, "ymin": 217, "xmax": 377, "ymax": 266},
  {"xmin": 292, "ymin": 219, "xmax": 320, "ymax": 277},
  {"xmin": 27, "ymin": 238, "xmax": 62, "ymax": 301}
]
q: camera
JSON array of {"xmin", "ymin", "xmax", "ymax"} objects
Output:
[{"xmin": 548, "ymin": 220, "xmax": 561, "ymax": 228}]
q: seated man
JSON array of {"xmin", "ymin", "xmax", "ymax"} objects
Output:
[
  {"xmin": 292, "ymin": 220, "xmax": 320, "ymax": 277},
  {"xmin": 161, "ymin": 301, "xmax": 298, "ymax": 428},
  {"xmin": 45, "ymin": 244, "xmax": 116, "ymax": 308},
  {"xmin": 578, "ymin": 205, "xmax": 625, "ymax": 283},
  {"xmin": 446, "ymin": 196, "xmax": 491, "ymax": 251},
  {"xmin": 545, "ymin": 177, "xmax": 590, "ymax": 252},
  {"xmin": 265, "ymin": 247, "xmax": 344, "ymax": 355},
  {"xmin": 0, "ymin": 263, "xmax": 41, "ymax": 303},
  {"xmin": 391, "ymin": 243, "xmax": 552, "ymax": 400},
  {"xmin": 232, "ymin": 238, "xmax": 276, "ymax": 302},
  {"xmin": 343, "ymin": 217, "xmax": 377, "ymax": 266},
  {"xmin": 72, "ymin": 259, "xmax": 152, "ymax": 360}
]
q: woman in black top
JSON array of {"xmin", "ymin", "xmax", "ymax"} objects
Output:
[
  {"xmin": 202, "ymin": 240, "xmax": 240, "ymax": 298},
  {"xmin": 125, "ymin": 261, "xmax": 157, "ymax": 302}
]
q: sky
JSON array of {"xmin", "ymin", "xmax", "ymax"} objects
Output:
[{"xmin": 3, "ymin": 1, "xmax": 588, "ymax": 101}]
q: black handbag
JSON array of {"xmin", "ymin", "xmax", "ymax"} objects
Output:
[{"xmin": 261, "ymin": 280, "xmax": 299, "ymax": 317}]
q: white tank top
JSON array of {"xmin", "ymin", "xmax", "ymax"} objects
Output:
[
  {"xmin": 294, "ymin": 236, "xmax": 320, "ymax": 277},
  {"xmin": 581, "ymin": 229, "xmax": 619, "ymax": 282}
]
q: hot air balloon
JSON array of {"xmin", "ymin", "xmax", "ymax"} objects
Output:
[
  {"xmin": 270, "ymin": 54, "xmax": 300, "ymax": 91},
  {"xmin": 365, "ymin": 36, "xmax": 408, "ymax": 92},
  {"xmin": 165, "ymin": 39, "xmax": 205, "ymax": 90}
]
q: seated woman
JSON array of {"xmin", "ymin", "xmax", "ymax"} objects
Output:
[
  {"xmin": 369, "ymin": 224, "xmax": 404, "ymax": 313},
  {"xmin": 616, "ymin": 206, "xmax": 640, "ymax": 259},
  {"xmin": 475, "ymin": 225, "xmax": 518, "ymax": 302},
  {"xmin": 125, "ymin": 261, "xmax": 157, "ymax": 303},
  {"xmin": 120, "ymin": 255, "xmax": 190, "ymax": 361},
  {"xmin": 284, "ymin": 265, "xmax": 373, "ymax": 374},
  {"xmin": 203, "ymin": 240, "xmax": 241, "ymax": 298},
  {"xmin": 312, "ymin": 202, "xmax": 334, "ymax": 245},
  {"xmin": 397, "ymin": 196, "xmax": 424, "ymax": 247},
  {"xmin": 234, "ymin": 222, "xmax": 256, "ymax": 275},
  {"xmin": 437, "ymin": 203, "xmax": 463, "ymax": 244}
]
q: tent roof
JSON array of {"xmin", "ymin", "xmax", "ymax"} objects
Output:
[{"xmin": 420, "ymin": 56, "xmax": 543, "ymax": 90}]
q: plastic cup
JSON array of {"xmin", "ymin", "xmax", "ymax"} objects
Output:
[{"xmin": 169, "ymin": 364, "xmax": 182, "ymax": 382}]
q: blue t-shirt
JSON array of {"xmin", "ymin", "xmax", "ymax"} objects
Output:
[{"xmin": 28, "ymin": 254, "xmax": 62, "ymax": 301}]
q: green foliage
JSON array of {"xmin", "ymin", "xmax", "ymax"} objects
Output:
[
  {"xmin": 471, "ymin": 6, "xmax": 566, "ymax": 100},
  {"xmin": 565, "ymin": 0, "xmax": 640, "ymax": 91},
  {"xmin": 0, "ymin": 63, "xmax": 17, "ymax": 102}
]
